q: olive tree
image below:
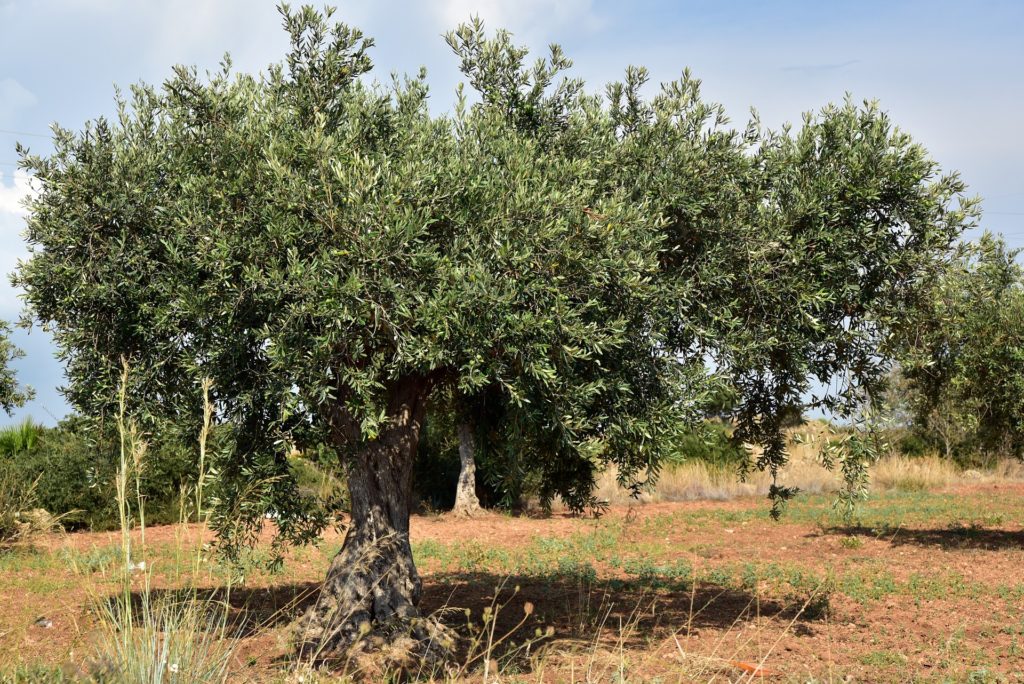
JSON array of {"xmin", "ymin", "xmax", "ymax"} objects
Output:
[
  {"xmin": 0, "ymin": 323, "xmax": 30, "ymax": 415},
  {"xmin": 895, "ymin": 233, "xmax": 1024, "ymax": 459},
  {"xmin": 445, "ymin": 18, "xmax": 976, "ymax": 509},
  {"xmin": 14, "ymin": 6, "xmax": 974, "ymax": 658}
]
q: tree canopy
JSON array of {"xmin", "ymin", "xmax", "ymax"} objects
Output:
[
  {"xmin": 894, "ymin": 233, "xmax": 1024, "ymax": 459},
  {"xmin": 0, "ymin": 323, "xmax": 30, "ymax": 415},
  {"xmin": 13, "ymin": 4, "xmax": 977, "ymax": 655}
]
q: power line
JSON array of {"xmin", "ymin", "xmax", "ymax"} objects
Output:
[{"xmin": 0, "ymin": 128, "xmax": 50, "ymax": 139}]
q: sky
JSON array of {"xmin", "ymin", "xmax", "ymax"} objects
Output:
[{"xmin": 0, "ymin": 0, "xmax": 1022, "ymax": 425}]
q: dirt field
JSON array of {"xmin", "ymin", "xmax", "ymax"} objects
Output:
[{"xmin": 2, "ymin": 483, "xmax": 1024, "ymax": 682}]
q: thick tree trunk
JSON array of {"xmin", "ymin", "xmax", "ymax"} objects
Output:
[
  {"xmin": 452, "ymin": 421, "xmax": 483, "ymax": 516},
  {"xmin": 296, "ymin": 376, "xmax": 449, "ymax": 662}
]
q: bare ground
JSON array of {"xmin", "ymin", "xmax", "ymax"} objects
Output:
[{"xmin": 2, "ymin": 483, "xmax": 1024, "ymax": 682}]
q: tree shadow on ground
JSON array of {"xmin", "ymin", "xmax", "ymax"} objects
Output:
[
  {"xmin": 114, "ymin": 568, "xmax": 825, "ymax": 664},
  {"xmin": 419, "ymin": 571, "xmax": 823, "ymax": 653},
  {"xmin": 816, "ymin": 525, "xmax": 1024, "ymax": 550},
  {"xmin": 105, "ymin": 581, "xmax": 321, "ymax": 638}
]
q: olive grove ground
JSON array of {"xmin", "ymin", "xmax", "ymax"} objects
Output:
[{"xmin": 2, "ymin": 477, "xmax": 1024, "ymax": 682}]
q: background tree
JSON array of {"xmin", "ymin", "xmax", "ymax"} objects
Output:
[
  {"xmin": 0, "ymin": 323, "xmax": 31, "ymax": 415},
  {"xmin": 14, "ymin": 5, "xmax": 975, "ymax": 659},
  {"xmin": 894, "ymin": 233, "xmax": 1024, "ymax": 461}
]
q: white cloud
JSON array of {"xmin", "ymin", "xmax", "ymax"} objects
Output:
[
  {"xmin": 0, "ymin": 170, "xmax": 32, "ymax": 317},
  {"xmin": 0, "ymin": 169, "xmax": 31, "ymax": 217},
  {"xmin": 0, "ymin": 77, "xmax": 37, "ymax": 127}
]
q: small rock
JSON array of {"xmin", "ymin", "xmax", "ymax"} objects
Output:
[{"xmin": 33, "ymin": 617, "xmax": 53, "ymax": 629}]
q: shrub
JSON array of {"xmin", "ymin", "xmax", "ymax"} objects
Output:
[
  {"xmin": 3, "ymin": 416, "xmax": 196, "ymax": 530},
  {"xmin": 665, "ymin": 421, "xmax": 747, "ymax": 469},
  {"xmin": 890, "ymin": 428, "xmax": 936, "ymax": 458}
]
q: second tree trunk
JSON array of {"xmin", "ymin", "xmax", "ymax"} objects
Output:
[{"xmin": 452, "ymin": 420, "xmax": 482, "ymax": 516}]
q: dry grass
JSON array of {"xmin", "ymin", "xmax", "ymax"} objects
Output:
[
  {"xmin": 870, "ymin": 455, "xmax": 958, "ymax": 491},
  {"xmin": 593, "ymin": 455, "xmax": 840, "ymax": 507},
  {"xmin": 82, "ymin": 369, "xmax": 239, "ymax": 684},
  {"xmin": 593, "ymin": 423, "xmax": 1024, "ymax": 506}
]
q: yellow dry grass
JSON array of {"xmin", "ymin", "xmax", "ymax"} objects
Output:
[{"xmin": 592, "ymin": 422, "xmax": 1024, "ymax": 506}]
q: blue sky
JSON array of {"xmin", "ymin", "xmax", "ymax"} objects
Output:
[{"xmin": 1, "ymin": 0, "xmax": 1022, "ymax": 425}]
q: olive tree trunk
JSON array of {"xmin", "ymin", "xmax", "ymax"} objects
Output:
[
  {"xmin": 452, "ymin": 420, "xmax": 482, "ymax": 516},
  {"xmin": 296, "ymin": 376, "xmax": 448, "ymax": 661}
]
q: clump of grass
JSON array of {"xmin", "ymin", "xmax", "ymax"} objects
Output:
[
  {"xmin": 0, "ymin": 418, "xmax": 45, "ymax": 457},
  {"xmin": 839, "ymin": 535, "xmax": 863, "ymax": 549},
  {"xmin": 85, "ymin": 366, "xmax": 237, "ymax": 683},
  {"xmin": 93, "ymin": 596, "xmax": 235, "ymax": 683},
  {"xmin": 0, "ymin": 469, "xmax": 64, "ymax": 547},
  {"xmin": 0, "ymin": 469, "xmax": 41, "ymax": 545},
  {"xmin": 0, "ymin": 662, "xmax": 73, "ymax": 683}
]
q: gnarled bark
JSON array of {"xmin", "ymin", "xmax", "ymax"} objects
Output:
[
  {"xmin": 452, "ymin": 420, "xmax": 482, "ymax": 516},
  {"xmin": 296, "ymin": 375, "xmax": 449, "ymax": 662}
]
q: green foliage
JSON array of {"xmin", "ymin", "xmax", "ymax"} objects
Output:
[
  {"xmin": 14, "ymin": 5, "xmax": 975, "ymax": 552},
  {"xmin": 894, "ymin": 233, "xmax": 1024, "ymax": 461},
  {"xmin": 0, "ymin": 323, "xmax": 32, "ymax": 415},
  {"xmin": 1, "ymin": 417, "xmax": 196, "ymax": 530},
  {"xmin": 664, "ymin": 421, "xmax": 746, "ymax": 469},
  {"xmin": 12, "ymin": 422, "xmax": 113, "ymax": 529},
  {"xmin": 0, "ymin": 663, "xmax": 71, "ymax": 684},
  {"xmin": 0, "ymin": 466, "xmax": 39, "ymax": 544},
  {"xmin": 0, "ymin": 418, "xmax": 44, "ymax": 457},
  {"xmin": 888, "ymin": 427, "xmax": 935, "ymax": 458},
  {"xmin": 709, "ymin": 101, "xmax": 976, "ymax": 511}
]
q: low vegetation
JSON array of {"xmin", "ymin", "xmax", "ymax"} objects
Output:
[{"xmin": 0, "ymin": 418, "xmax": 196, "ymax": 531}]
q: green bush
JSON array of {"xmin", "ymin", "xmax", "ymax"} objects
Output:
[
  {"xmin": 665, "ymin": 421, "xmax": 747, "ymax": 469},
  {"xmin": 892, "ymin": 429, "xmax": 936, "ymax": 458},
  {"xmin": 0, "ymin": 466, "xmax": 38, "ymax": 544},
  {"xmin": 1, "ymin": 416, "xmax": 197, "ymax": 530}
]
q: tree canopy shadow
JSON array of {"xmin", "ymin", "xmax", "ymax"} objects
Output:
[
  {"xmin": 419, "ymin": 570, "xmax": 821, "ymax": 647},
  {"xmin": 817, "ymin": 525, "xmax": 1024, "ymax": 550},
  {"xmin": 106, "ymin": 566, "xmax": 830, "ymax": 678},
  {"xmin": 107, "ymin": 581, "xmax": 321, "ymax": 638}
]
